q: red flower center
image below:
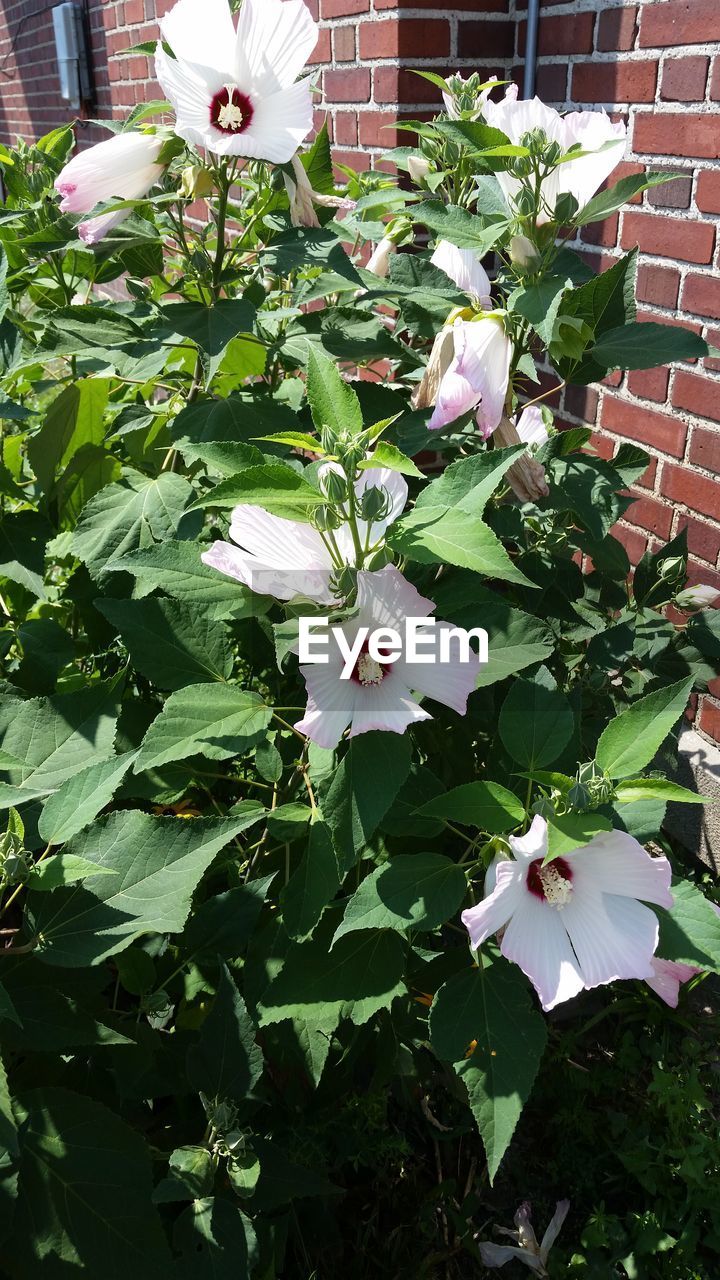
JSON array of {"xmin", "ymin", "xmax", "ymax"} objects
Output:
[
  {"xmin": 350, "ymin": 641, "xmax": 390, "ymax": 687},
  {"xmin": 527, "ymin": 856, "xmax": 573, "ymax": 907},
  {"xmin": 209, "ymin": 86, "xmax": 254, "ymax": 135}
]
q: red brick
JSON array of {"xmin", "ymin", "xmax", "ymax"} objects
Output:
[
  {"xmin": 662, "ymin": 463, "xmax": 719, "ymax": 518},
  {"xmin": 323, "ymin": 68, "xmax": 371, "ymax": 104},
  {"xmin": 359, "ymin": 18, "xmax": 449, "ymax": 60},
  {"xmin": 634, "ymin": 113, "xmax": 720, "ymax": 160},
  {"xmin": 333, "ymin": 149, "xmax": 371, "ymax": 176},
  {"xmin": 564, "ymin": 384, "xmax": 599, "ymax": 423},
  {"xmin": 536, "ymin": 13, "xmax": 595, "ymax": 56},
  {"xmin": 373, "ymin": 66, "xmax": 457, "ymax": 105},
  {"xmin": 704, "ymin": 328, "xmax": 720, "ymax": 374},
  {"xmin": 639, "ymin": 0, "xmax": 720, "ymax": 48},
  {"xmin": 677, "ymin": 515, "xmax": 720, "ymax": 564},
  {"xmin": 333, "ymin": 111, "xmax": 357, "ymax": 146},
  {"xmin": 621, "ymin": 212, "xmax": 715, "ymax": 264},
  {"xmin": 682, "ymin": 275, "xmax": 720, "ymax": 322},
  {"xmin": 457, "ymin": 20, "xmax": 515, "ymax": 58},
  {"xmin": 712, "ymin": 58, "xmax": 720, "ymax": 101},
  {"xmin": 613, "ymin": 523, "xmax": 648, "ymax": 563},
  {"xmin": 572, "ymin": 61, "xmax": 658, "ymax": 105},
  {"xmin": 699, "ymin": 699, "xmax": 720, "ymax": 742},
  {"xmin": 597, "ymin": 6, "xmax": 638, "ymax": 52},
  {"xmin": 588, "ymin": 431, "xmax": 616, "ymax": 461},
  {"xmin": 580, "ymin": 213, "xmax": 620, "ymax": 248},
  {"xmin": 689, "ymin": 426, "xmax": 720, "ymax": 474},
  {"xmin": 601, "ymin": 396, "xmax": 687, "ymax": 457},
  {"xmin": 697, "ymin": 170, "xmax": 720, "ymax": 216},
  {"xmin": 647, "ymin": 173, "xmax": 693, "ymax": 210},
  {"xmin": 123, "ymin": 0, "xmax": 144, "ymax": 23},
  {"xmin": 626, "ymin": 493, "xmax": 674, "ymax": 540},
  {"xmin": 673, "ymin": 371, "xmax": 720, "ymax": 424},
  {"xmin": 627, "ymin": 367, "xmax": 670, "ymax": 403},
  {"xmin": 661, "ymin": 56, "xmax": 709, "ymax": 102},
  {"xmin": 358, "ymin": 111, "xmax": 410, "ymax": 149},
  {"xmin": 636, "ymin": 265, "xmax": 680, "ymax": 314},
  {"xmin": 308, "ymin": 28, "xmax": 331, "ymax": 64},
  {"xmin": 320, "ymin": 0, "xmax": 368, "ymax": 15},
  {"xmin": 333, "ymin": 25, "xmax": 355, "ymax": 61},
  {"xmin": 535, "ymin": 64, "xmax": 567, "ymax": 102},
  {"xmin": 637, "ymin": 457, "xmax": 659, "ymax": 490},
  {"xmin": 375, "ymin": 0, "xmax": 507, "ymax": 6}
]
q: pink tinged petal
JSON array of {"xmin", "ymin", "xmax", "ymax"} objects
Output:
[
  {"xmin": 508, "ymin": 814, "xmax": 548, "ymax": 863},
  {"xmin": 461, "ymin": 861, "xmax": 524, "ymax": 949},
  {"xmin": 394, "ymin": 619, "xmax": 481, "ymax": 715},
  {"xmin": 160, "ymin": 0, "xmax": 236, "ymax": 74},
  {"xmin": 478, "ymin": 1242, "xmax": 545, "ymax": 1272},
  {"xmin": 427, "ymin": 364, "xmax": 480, "ymax": 430},
  {"xmin": 234, "ymin": 0, "xmax": 318, "ymax": 94},
  {"xmin": 500, "ymin": 890, "xmax": 586, "ymax": 1012},
  {"xmin": 569, "ymin": 832, "xmax": 673, "ymax": 909},
  {"xmin": 348, "ymin": 674, "xmax": 432, "ymax": 740},
  {"xmin": 78, "ymin": 209, "xmax": 131, "ymax": 244},
  {"xmin": 460, "ymin": 318, "xmax": 511, "ymax": 438},
  {"xmin": 229, "ymin": 505, "xmax": 332, "ymax": 573},
  {"xmin": 431, "ymin": 240, "xmax": 492, "ymax": 306},
  {"xmin": 646, "ymin": 957, "xmax": 698, "ymax": 1008},
  {"xmin": 201, "ymin": 541, "xmax": 253, "ymax": 589},
  {"xmin": 561, "ymin": 891, "xmax": 659, "ymax": 992},
  {"xmin": 55, "ymin": 131, "xmax": 164, "ymax": 214},
  {"xmin": 356, "ymin": 565, "xmax": 434, "ymax": 630},
  {"xmin": 515, "ymin": 405, "xmax": 548, "ymax": 447},
  {"xmin": 539, "ymin": 1201, "xmax": 571, "ymax": 1262}
]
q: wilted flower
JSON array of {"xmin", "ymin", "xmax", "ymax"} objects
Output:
[
  {"xmin": 427, "ymin": 315, "xmax": 512, "ymax": 438},
  {"xmin": 412, "ymin": 325, "xmax": 457, "ymax": 411},
  {"xmin": 430, "ymin": 239, "xmax": 492, "ymax": 309},
  {"xmin": 484, "ymin": 84, "xmax": 626, "ymax": 222},
  {"xmin": 478, "ymin": 1199, "xmax": 570, "ymax": 1275},
  {"xmin": 284, "ymin": 155, "xmax": 355, "ymax": 228},
  {"xmin": 54, "ymin": 131, "xmax": 165, "ymax": 244},
  {"xmin": 201, "ymin": 466, "xmax": 408, "ymax": 604},
  {"xmin": 492, "ymin": 410, "xmax": 550, "ymax": 502},
  {"xmin": 155, "ymin": 0, "xmax": 317, "ymax": 164},
  {"xmin": 675, "ymin": 584, "xmax": 720, "ymax": 610},
  {"xmin": 461, "ymin": 815, "xmax": 673, "ymax": 1012},
  {"xmin": 294, "ymin": 566, "xmax": 481, "ymax": 749}
]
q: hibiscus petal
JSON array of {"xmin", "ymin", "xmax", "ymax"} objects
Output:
[
  {"xmin": 235, "ymin": 0, "xmax": 318, "ymax": 94},
  {"xmin": 394, "ymin": 620, "xmax": 480, "ymax": 715},
  {"xmin": 500, "ymin": 890, "xmax": 585, "ymax": 1012},
  {"xmin": 569, "ymin": 832, "xmax": 673, "ymax": 908},
  {"xmin": 160, "ymin": 0, "xmax": 236, "ymax": 76},
  {"xmin": 356, "ymin": 566, "xmax": 434, "ymax": 630},
  {"xmin": 461, "ymin": 862, "xmax": 524, "ymax": 948},
  {"xmin": 508, "ymin": 814, "xmax": 548, "ymax": 863},
  {"xmin": 229, "ymin": 505, "xmax": 332, "ymax": 572},
  {"xmin": 348, "ymin": 675, "xmax": 432, "ymax": 740},
  {"xmin": 431, "ymin": 239, "xmax": 491, "ymax": 306},
  {"xmin": 646, "ymin": 957, "xmax": 697, "ymax": 1008},
  {"xmin": 562, "ymin": 891, "xmax": 658, "ymax": 991},
  {"xmin": 295, "ymin": 660, "xmax": 354, "ymax": 750},
  {"xmin": 155, "ymin": 45, "xmax": 223, "ymax": 149},
  {"xmin": 234, "ymin": 77, "xmax": 315, "ymax": 164}
]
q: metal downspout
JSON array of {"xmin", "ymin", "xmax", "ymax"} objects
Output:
[{"xmin": 523, "ymin": 0, "xmax": 540, "ymax": 99}]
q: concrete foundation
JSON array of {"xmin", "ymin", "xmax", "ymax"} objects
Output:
[{"xmin": 664, "ymin": 729, "xmax": 720, "ymax": 872}]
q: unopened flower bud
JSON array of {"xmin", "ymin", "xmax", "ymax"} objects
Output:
[
  {"xmin": 509, "ymin": 234, "xmax": 540, "ymax": 269},
  {"xmin": 675, "ymin": 584, "xmax": 720, "ymax": 610},
  {"xmin": 359, "ymin": 484, "xmax": 389, "ymax": 523},
  {"xmin": 407, "ymin": 155, "xmax": 431, "ymax": 184},
  {"xmin": 366, "ymin": 545, "xmax": 394, "ymax": 570},
  {"xmin": 659, "ymin": 555, "xmax": 686, "ymax": 582},
  {"xmin": 319, "ymin": 466, "xmax": 349, "ymax": 503},
  {"xmin": 313, "ymin": 503, "xmax": 344, "ymax": 532},
  {"xmin": 180, "ymin": 164, "xmax": 213, "ymax": 200}
]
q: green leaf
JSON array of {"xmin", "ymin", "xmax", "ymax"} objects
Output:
[
  {"xmin": 657, "ymin": 878, "xmax": 720, "ymax": 973},
  {"xmin": 174, "ymin": 1197, "xmax": 252, "ymax": 1280},
  {"xmin": 499, "ymin": 679, "xmax": 574, "ymax": 770},
  {"xmin": 28, "ymin": 379, "xmax": 110, "ymax": 494},
  {"xmin": 322, "ymin": 733, "xmax": 412, "ymax": 876},
  {"xmin": 333, "ymin": 853, "xmax": 466, "ymax": 944},
  {"xmin": 280, "ymin": 818, "xmax": 340, "ymax": 941},
  {"xmin": 27, "ymin": 854, "xmax": 118, "ymax": 890},
  {"xmin": 254, "ymin": 430, "xmax": 326, "ymax": 454},
  {"xmin": 577, "ymin": 171, "xmax": 686, "ymax": 226},
  {"xmin": 0, "ymin": 510, "xmax": 51, "ymax": 599},
  {"xmin": 161, "ymin": 298, "xmax": 256, "ymax": 356},
  {"xmin": 614, "ymin": 778, "xmax": 706, "ymax": 805},
  {"xmin": 106, "ymin": 540, "xmax": 253, "ymax": 609},
  {"xmin": 417, "ymin": 782, "xmax": 525, "ymax": 833},
  {"xmin": 97, "ymin": 597, "xmax": 231, "ymax": 689},
  {"xmin": 12, "ymin": 1087, "xmax": 173, "ymax": 1278},
  {"xmin": 595, "ymin": 677, "xmax": 694, "ymax": 779},
  {"xmin": 509, "ymin": 275, "xmax": 570, "ymax": 347},
  {"xmin": 26, "ymin": 811, "xmax": 265, "ymax": 966},
  {"xmin": 0, "ymin": 683, "xmax": 118, "ymax": 806},
  {"xmin": 411, "ymin": 200, "xmax": 508, "ymax": 253},
  {"xmin": 188, "ymin": 463, "xmax": 324, "ymax": 522},
  {"xmin": 555, "ymin": 250, "xmax": 637, "ymax": 383},
  {"xmin": 181, "ymin": 874, "xmax": 274, "ymax": 959},
  {"xmin": 187, "ymin": 963, "xmax": 263, "ymax": 1102},
  {"xmin": 37, "ymin": 751, "xmax": 137, "ymax": 845},
  {"xmin": 134, "ymin": 684, "xmax": 271, "ymax": 772},
  {"xmin": 430, "ymin": 959, "xmax": 547, "ymax": 1183},
  {"xmin": 391, "ymin": 508, "xmax": 534, "ymax": 588},
  {"xmin": 153, "ymin": 1146, "xmax": 215, "ymax": 1204},
  {"xmin": 73, "ymin": 469, "xmax": 198, "ymax": 582},
  {"xmin": 259, "ymin": 922, "xmax": 406, "ymax": 1033},
  {"xmin": 544, "ymin": 812, "xmax": 612, "ymax": 863},
  {"xmin": 305, "ymin": 347, "xmax": 363, "ymax": 438},
  {"xmin": 358, "ymin": 440, "xmax": 423, "ymax": 478},
  {"xmin": 0, "ymin": 983, "xmax": 20, "ymax": 1028},
  {"xmin": 590, "ymin": 321, "xmax": 708, "ymax": 372}
]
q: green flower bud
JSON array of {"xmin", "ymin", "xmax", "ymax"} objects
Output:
[
  {"xmin": 366, "ymin": 545, "xmax": 394, "ymax": 570},
  {"xmin": 319, "ymin": 467, "xmax": 349, "ymax": 503},
  {"xmin": 313, "ymin": 503, "xmax": 344, "ymax": 532},
  {"xmin": 359, "ymin": 484, "xmax": 389, "ymax": 523}
]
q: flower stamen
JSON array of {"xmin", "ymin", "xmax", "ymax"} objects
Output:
[{"xmin": 527, "ymin": 857, "xmax": 573, "ymax": 909}]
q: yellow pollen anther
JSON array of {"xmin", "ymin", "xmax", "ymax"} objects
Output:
[
  {"xmin": 357, "ymin": 654, "xmax": 384, "ymax": 686},
  {"xmin": 218, "ymin": 87, "xmax": 245, "ymax": 130},
  {"xmin": 539, "ymin": 864, "xmax": 573, "ymax": 909}
]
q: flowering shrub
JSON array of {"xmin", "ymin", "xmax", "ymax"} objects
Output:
[{"xmin": 0, "ymin": 5, "xmax": 719, "ymax": 1276}]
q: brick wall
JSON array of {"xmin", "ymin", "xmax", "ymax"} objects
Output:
[{"xmin": 0, "ymin": 0, "xmax": 718, "ymax": 741}]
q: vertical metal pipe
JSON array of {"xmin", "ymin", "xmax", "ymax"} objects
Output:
[{"xmin": 523, "ymin": 0, "xmax": 540, "ymax": 99}]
